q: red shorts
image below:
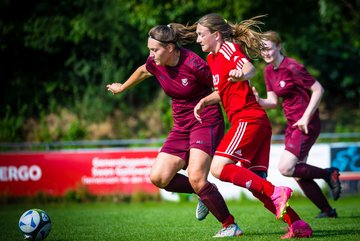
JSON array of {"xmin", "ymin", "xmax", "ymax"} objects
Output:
[
  {"xmin": 215, "ymin": 121, "xmax": 271, "ymax": 172},
  {"xmin": 284, "ymin": 121, "xmax": 320, "ymax": 161},
  {"xmin": 160, "ymin": 120, "xmax": 224, "ymax": 162}
]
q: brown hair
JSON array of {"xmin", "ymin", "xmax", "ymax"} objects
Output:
[
  {"xmin": 196, "ymin": 13, "xmax": 266, "ymax": 59},
  {"xmin": 262, "ymin": 30, "xmax": 284, "ymax": 54},
  {"xmin": 148, "ymin": 23, "xmax": 197, "ymax": 48}
]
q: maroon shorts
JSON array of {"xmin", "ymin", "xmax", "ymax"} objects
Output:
[
  {"xmin": 160, "ymin": 120, "xmax": 224, "ymax": 163},
  {"xmin": 284, "ymin": 122, "xmax": 320, "ymax": 161},
  {"xmin": 215, "ymin": 121, "xmax": 271, "ymax": 172}
]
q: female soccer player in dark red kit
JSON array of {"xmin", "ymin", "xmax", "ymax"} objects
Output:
[
  {"xmin": 107, "ymin": 24, "xmax": 240, "ymax": 237},
  {"xmin": 193, "ymin": 14, "xmax": 312, "ymax": 239},
  {"xmin": 253, "ymin": 30, "xmax": 341, "ymax": 218}
]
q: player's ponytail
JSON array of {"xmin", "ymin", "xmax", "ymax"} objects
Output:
[
  {"xmin": 148, "ymin": 24, "xmax": 196, "ymax": 48},
  {"xmin": 231, "ymin": 15, "xmax": 266, "ymax": 59},
  {"xmin": 196, "ymin": 13, "xmax": 266, "ymax": 59},
  {"xmin": 167, "ymin": 23, "xmax": 197, "ymax": 46}
]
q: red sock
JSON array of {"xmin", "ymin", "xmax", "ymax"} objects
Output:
[
  {"xmin": 163, "ymin": 173, "xmax": 194, "ymax": 193},
  {"xmin": 282, "ymin": 207, "xmax": 301, "ymax": 226},
  {"xmin": 198, "ymin": 182, "xmax": 233, "ymax": 225},
  {"xmin": 252, "ymin": 191, "xmax": 276, "ymax": 214},
  {"xmin": 220, "ymin": 163, "xmax": 275, "ymax": 197},
  {"xmin": 296, "ymin": 179, "xmax": 332, "ymax": 212},
  {"xmin": 222, "ymin": 215, "xmax": 235, "ymax": 228},
  {"xmin": 293, "ymin": 163, "xmax": 329, "ymax": 179},
  {"xmin": 252, "ymin": 191, "xmax": 300, "ymax": 225}
]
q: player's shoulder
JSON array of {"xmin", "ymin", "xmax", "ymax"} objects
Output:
[
  {"xmin": 145, "ymin": 55, "xmax": 157, "ymax": 73},
  {"xmin": 181, "ymin": 48, "xmax": 207, "ymax": 67},
  {"xmin": 219, "ymin": 42, "xmax": 246, "ymax": 61},
  {"xmin": 181, "ymin": 48, "xmax": 200, "ymax": 59},
  {"xmin": 283, "ymin": 57, "xmax": 303, "ymax": 68},
  {"xmin": 283, "ymin": 57, "xmax": 307, "ymax": 74}
]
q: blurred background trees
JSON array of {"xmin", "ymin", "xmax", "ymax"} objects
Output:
[{"xmin": 1, "ymin": 0, "xmax": 359, "ymax": 142}]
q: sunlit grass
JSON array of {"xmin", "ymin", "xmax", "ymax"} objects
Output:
[{"xmin": 1, "ymin": 195, "xmax": 359, "ymax": 241}]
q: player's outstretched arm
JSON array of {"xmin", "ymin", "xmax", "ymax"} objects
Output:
[
  {"xmin": 252, "ymin": 86, "xmax": 279, "ymax": 109},
  {"xmin": 106, "ymin": 64, "xmax": 153, "ymax": 95}
]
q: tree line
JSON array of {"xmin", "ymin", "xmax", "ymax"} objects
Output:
[{"xmin": 1, "ymin": 0, "xmax": 359, "ymax": 142}]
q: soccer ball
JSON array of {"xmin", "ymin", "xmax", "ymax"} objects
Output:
[{"xmin": 18, "ymin": 209, "xmax": 52, "ymax": 241}]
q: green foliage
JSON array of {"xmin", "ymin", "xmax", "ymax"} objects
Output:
[
  {"xmin": 63, "ymin": 121, "xmax": 87, "ymax": 141},
  {"xmin": 0, "ymin": 105, "xmax": 25, "ymax": 142},
  {"xmin": 0, "ymin": 0, "xmax": 359, "ymax": 141},
  {"xmin": 333, "ymin": 109, "xmax": 360, "ymax": 133},
  {"xmin": 64, "ymin": 184, "xmax": 95, "ymax": 203},
  {"xmin": 249, "ymin": 0, "xmax": 360, "ymax": 110}
]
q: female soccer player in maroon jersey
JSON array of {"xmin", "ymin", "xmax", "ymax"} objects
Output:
[
  {"xmin": 193, "ymin": 14, "xmax": 312, "ymax": 238},
  {"xmin": 252, "ymin": 30, "xmax": 341, "ymax": 218},
  {"xmin": 107, "ymin": 24, "xmax": 240, "ymax": 237}
]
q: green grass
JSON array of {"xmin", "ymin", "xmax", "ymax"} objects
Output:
[{"xmin": 1, "ymin": 195, "xmax": 360, "ymax": 241}]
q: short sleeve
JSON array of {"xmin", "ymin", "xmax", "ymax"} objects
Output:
[
  {"xmin": 187, "ymin": 53, "xmax": 213, "ymax": 87},
  {"xmin": 145, "ymin": 56, "xmax": 156, "ymax": 75},
  {"xmin": 288, "ymin": 62, "xmax": 316, "ymax": 89},
  {"xmin": 233, "ymin": 48, "xmax": 249, "ymax": 70}
]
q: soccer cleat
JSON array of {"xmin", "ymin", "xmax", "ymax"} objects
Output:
[
  {"xmin": 316, "ymin": 208, "xmax": 338, "ymax": 218},
  {"xmin": 271, "ymin": 186, "xmax": 293, "ymax": 219},
  {"xmin": 213, "ymin": 223, "xmax": 243, "ymax": 238},
  {"xmin": 196, "ymin": 199, "xmax": 209, "ymax": 221},
  {"xmin": 281, "ymin": 220, "xmax": 312, "ymax": 239},
  {"xmin": 325, "ymin": 167, "xmax": 342, "ymax": 201}
]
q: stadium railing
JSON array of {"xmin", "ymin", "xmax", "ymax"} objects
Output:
[{"xmin": 0, "ymin": 132, "xmax": 360, "ymax": 152}]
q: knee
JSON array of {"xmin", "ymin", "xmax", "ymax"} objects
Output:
[
  {"xmin": 210, "ymin": 162, "xmax": 223, "ymax": 179},
  {"xmin": 188, "ymin": 167, "xmax": 208, "ymax": 192},
  {"xmin": 278, "ymin": 165, "xmax": 293, "ymax": 177},
  {"xmin": 188, "ymin": 175, "xmax": 203, "ymax": 193},
  {"xmin": 149, "ymin": 172, "xmax": 167, "ymax": 188}
]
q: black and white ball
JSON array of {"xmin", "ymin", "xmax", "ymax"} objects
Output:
[{"xmin": 19, "ymin": 209, "xmax": 51, "ymax": 241}]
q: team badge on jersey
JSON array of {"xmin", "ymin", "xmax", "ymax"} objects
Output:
[
  {"xmin": 213, "ymin": 74, "xmax": 220, "ymax": 85},
  {"xmin": 280, "ymin": 80, "xmax": 286, "ymax": 88},
  {"xmin": 181, "ymin": 78, "xmax": 188, "ymax": 86}
]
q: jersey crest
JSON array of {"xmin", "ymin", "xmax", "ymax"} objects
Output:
[
  {"xmin": 181, "ymin": 78, "xmax": 189, "ymax": 86},
  {"xmin": 212, "ymin": 74, "xmax": 220, "ymax": 86},
  {"xmin": 280, "ymin": 80, "xmax": 286, "ymax": 88}
]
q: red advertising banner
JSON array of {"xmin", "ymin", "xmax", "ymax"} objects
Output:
[{"xmin": 0, "ymin": 149, "xmax": 159, "ymax": 196}]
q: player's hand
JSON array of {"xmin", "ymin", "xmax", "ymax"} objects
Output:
[
  {"xmin": 106, "ymin": 83, "xmax": 123, "ymax": 95},
  {"xmin": 194, "ymin": 99, "xmax": 206, "ymax": 123},
  {"xmin": 252, "ymin": 86, "xmax": 260, "ymax": 102},
  {"xmin": 228, "ymin": 69, "xmax": 243, "ymax": 82},
  {"xmin": 292, "ymin": 116, "xmax": 310, "ymax": 134}
]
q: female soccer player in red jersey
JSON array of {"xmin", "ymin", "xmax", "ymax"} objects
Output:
[
  {"xmin": 107, "ymin": 24, "xmax": 240, "ymax": 237},
  {"xmin": 252, "ymin": 30, "xmax": 341, "ymax": 218},
  {"xmin": 193, "ymin": 14, "xmax": 312, "ymax": 238}
]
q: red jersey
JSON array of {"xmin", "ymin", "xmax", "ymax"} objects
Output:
[
  {"xmin": 264, "ymin": 57, "xmax": 320, "ymax": 126},
  {"xmin": 207, "ymin": 42, "xmax": 269, "ymax": 126},
  {"xmin": 146, "ymin": 48, "xmax": 223, "ymax": 130}
]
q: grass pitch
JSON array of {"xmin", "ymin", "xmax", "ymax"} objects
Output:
[{"xmin": 1, "ymin": 195, "xmax": 360, "ymax": 241}]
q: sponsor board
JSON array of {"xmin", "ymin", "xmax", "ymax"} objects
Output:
[{"xmin": 0, "ymin": 149, "xmax": 158, "ymax": 196}]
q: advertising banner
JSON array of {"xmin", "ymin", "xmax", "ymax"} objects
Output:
[
  {"xmin": 1, "ymin": 143, "xmax": 359, "ymax": 199},
  {"xmin": 330, "ymin": 143, "xmax": 360, "ymax": 194},
  {"xmin": 0, "ymin": 149, "xmax": 159, "ymax": 196},
  {"xmin": 330, "ymin": 143, "xmax": 360, "ymax": 174}
]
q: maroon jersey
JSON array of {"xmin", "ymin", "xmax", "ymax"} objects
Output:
[
  {"xmin": 207, "ymin": 41, "xmax": 269, "ymax": 126},
  {"xmin": 146, "ymin": 48, "xmax": 223, "ymax": 129},
  {"xmin": 264, "ymin": 57, "xmax": 319, "ymax": 126}
]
